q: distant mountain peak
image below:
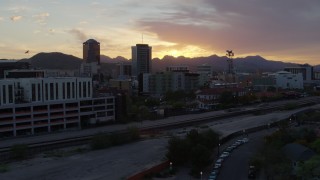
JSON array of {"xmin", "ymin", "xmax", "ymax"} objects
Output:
[
  {"xmin": 14, "ymin": 52, "xmax": 305, "ymax": 73},
  {"xmin": 20, "ymin": 52, "xmax": 82, "ymax": 70}
]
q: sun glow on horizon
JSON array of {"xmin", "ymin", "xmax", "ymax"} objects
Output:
[
  {"xmin": 169, "ymin": 50, "xmax": 179, "ymax": 57},
  {"xmin": 155, "ymin": 45, "xmax": 214, "ymax": 59}
]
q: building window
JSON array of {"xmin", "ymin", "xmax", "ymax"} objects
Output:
[
  {"xmin": 67, "ymin": 82, "xmax": 70, "ymax": 99},
  {"xmin": 38, "ymin": 84, "xmax": 41, "ymax": 101},
  {"xmin": 8, "ymin": 85, "xmax": 13, "ymax": 103},
  {"xmin": 55, "ymin": 83, "xmax": 58, "ymax": 99},
  {"xmin": 107, "ymin": 111, "xmax": 114, "ymax": 116},
  {"xmin": 72, "ymin": 82, "xmax": 75, "ymax": 98},
  {"xmin": 62, "ymin": 83, "xmax": 65, "ymax": 99},
  {"xmin": 83, "ymin": 82, "xmax": 86, "ymax": 98},
  {"xmin": 88, "ymin": 82, "xmax": 91, "ymax": 97},
  {"xmin": 45, "ymin": 83, "xmax": 48, "ymax": 100},
  {"xmin": 79, "ymin": 82, "xmax": 82, "ymax": 98},
  {"xmin": 50, "ymin": 83, "xmax": 54, "ymax": 100},
  {"xmin": 2, "ymin": 85, "xmax": 6, "ymax": 104},
  {"xmin": 32, "ymin": 84, "xmax": 36, "ymax": 101},
  {"xmin": 107, "ymin": 98, "xmax": 113, "ymax": 103}
]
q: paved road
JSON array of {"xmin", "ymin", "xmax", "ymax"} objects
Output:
[
  {"xmin": 216, "ymin": 129, "xmax": 274, "ymax": 180},
  {"xmin": 0, "ymin": 138, "xmax": 168, "ymax": 180},
  {"xmin": 0, "ymin": 104, "xmax": 319, "ymax": 180}
]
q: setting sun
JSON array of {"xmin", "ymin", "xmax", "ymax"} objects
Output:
[{"xmin": 170, "ymin": 50, "xmax": 179, "ymax": 57}]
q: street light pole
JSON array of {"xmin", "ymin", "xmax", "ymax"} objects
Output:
[
  {"xmin": 243, "ymin": 129, "xmax": 247, "ymax": 137},
  {"xmin": 200, "ymin": 171, "xmax": 203, "ymax": 180}
]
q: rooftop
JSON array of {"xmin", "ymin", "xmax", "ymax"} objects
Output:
[{"xmin": 84, "ymin": 39, "xmax": 99, "ymax": 44}]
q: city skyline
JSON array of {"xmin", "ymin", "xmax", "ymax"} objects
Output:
[{"xmin": 1, "ymin": 0, "xmax": 320, "ymax": 65}]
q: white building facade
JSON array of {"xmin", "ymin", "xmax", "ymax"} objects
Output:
[
  {"xmin": 274, "ymin": 71, "xmax": 303, "ymax": 89},
  {"xmin": 0, "ymin": 77, "xmax": 115, "ymax": 138},
  {"xmin": 0, "ymin": 80, "xmax": 15, "ymax": 106}
]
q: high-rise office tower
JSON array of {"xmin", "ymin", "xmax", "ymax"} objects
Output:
[
  {"xmin": 131, "ymin": 44, "xmax": 152, "ymax": 77},
  {"xmin": 83, "ymin": 39, "xmax": 100, "ymax": 64}
]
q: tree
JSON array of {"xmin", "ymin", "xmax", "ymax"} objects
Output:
[
  {"xmin": 219, "ymin": 91, "xmax": 234, "ymax": 104},
  {"xmin": 10, "ymin": 144, "xmax": 29, "ymax": 160},
  {"xmin": 199, "ymin": 129, "xmax": 219, "ymax": 150},
  {"xmin": 139, "ymin": 105, "xmax": 151, "ymax": 120},
  {"xmin": 165, "ymin": 90, "xmax": 185, "ymax": 102},
  {"xmin": 238, "ymin": 94, "xmax": 257, "ymax": 105},
  {"xmin": 144, "ymin": 98, "xmax": 160, "ymax": 107},
  {"xmin": 171, "ymin": 101, "xmax": 185, "ymax": 109},
  {"xmin": 166, "ymin": 129, "xmax": 219, "ymax": 177},
  {"xmin": 190, "ymin": 144, "xmax": 211, "ymax": 175},
  {"xmin": 297, "ymin": 155, "xmax": 320, "ymax": 179},
  {"xmin": 166, "ymin": 137, "xmax": 190, "ymax": 165},
  {"xmin": 126, "ymin": 126, "xmax": 140, "ymax": 141},
  {"xmin": 267, "ymin": 86, "xmax": 276, "ymax": 92},
  {"xmin": 91, "ymin": 134, "xmax": 112, "ymax": 150},
  {"xmin": 128, "ymin": 105, "xmax": 139, "ymax": 121},
  {"xmin": 261, "ymin": 145, "xmax": 291, "ymax": 179},
  {"xmin": 186, "ymin": 129, "xmax": 200, "ymax": 145},
  {"xmin": 311, "ymin": 139, "xmax": 320, "ymax": 153}
]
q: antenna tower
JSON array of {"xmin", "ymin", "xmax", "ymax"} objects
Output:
[{"xmin": 226, "ymin": 50, "xmax": 235, "ymax": 82}]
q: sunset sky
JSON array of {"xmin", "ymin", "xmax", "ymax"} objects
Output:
[{"xmin": 1, "ymin": 0, "xmax": 320, "ymax": 64}]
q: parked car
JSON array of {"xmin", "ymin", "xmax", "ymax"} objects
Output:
[
  {"xmin": 236, "ymin": 139, "xmax": 245, "ymax": 145},
  {"xmin": 225, "ymin": 146, "xmax": 233, "ymax": 152},
  {"xmin": 248, "ymin": 165, "xmax": 256, "ymax": 179},
  {"xmin": 231, "ymin": 143, "xmax": 239, "ymax": 149},
  {"xmin": 208, "ymin": 171, "xmax": 218, "ymax": 180},
  {"xmin": 212, "ymin": 167, "xmax": 220, "ymax": 175},
  {"xmin": 234, "ymin": 141, "xmax": 242, "ymax": 146},
  {"xmin": 215, "ymin": 162, "xmax": 222, "ymax": 168},
  {"xmin": 213, "ymin": 164, "xmax": 221, "ymax": 171},
  {"xmin": 242, "ymin": 137, "xmax": 249, "ymax": 143},
  {"xmin": 216, "ymin": 158, "xmax": 224, "ymax": 163},
  {"xmin": 220, "ymin": 151, "xmax": 230, "ymax": 159}
]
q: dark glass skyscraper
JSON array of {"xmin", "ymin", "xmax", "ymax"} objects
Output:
[
  {"xmin": 131, "ymin": 44, "xmax": 152, "ymax": 77},
  {"xmin": 83, "ymin": 39, "xmax": 100, "ymax": 64}
]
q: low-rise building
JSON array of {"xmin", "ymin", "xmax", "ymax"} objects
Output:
[
  {"xmin": 0, "ymin": 60, "xmax": 30, "ymax": 79},
  {"xmin": 109, "ymin": 79, "xmax": 132, "ymax": 92},
  {"xmin": 166, "ymin": 65, "xmax": 189, "ymax": 72},
  {"xmin": 252, "ymin": 76, "xmax": 276, "ymax": 91},
  {"xmin": 115, "ymin": 62, "xmax": 132, "ymax": 79},
  {"xmin": 273, "ymin": 71, "xmax": 303, "ymax": 89},
  {"xmin": 197, "ymin": 64, "xmax": 212, "ymax": 87},
  {"xmin": 284, "ymin": 64, "xmax": 314, "ymax": 82},
  {"xmin": 196, "ymin": 88, "xmax": 246, "ymax": 110},
  {"xmin": 143, "ymin": 71, "xmax": 200, "ymax": 96},
  {"xmin": 0, "ymin": 77, "xmax": 115, "ymax": 138}
]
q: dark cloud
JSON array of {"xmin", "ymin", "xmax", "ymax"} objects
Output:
[
  {"xmin": 69, "ymin": 29, "xmax": 87, "ymax": 42},
  {"xmin": 137, "ymin": 0, "xmax": 320, "ymax": 61}
]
